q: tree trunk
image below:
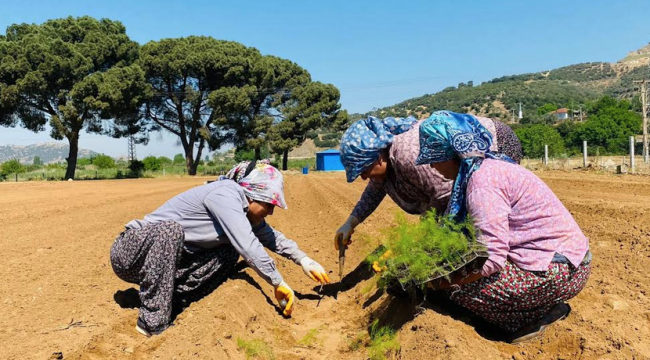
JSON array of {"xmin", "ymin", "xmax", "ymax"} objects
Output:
[
  {"xmin": 64, "ymin": 131, "xmax": 80, "ymax": 180},
  {"xmin": 282, "ymin": 149, "xmax": 289, "ymax": 171},
  {"xmin": 254, "ymin": 147, "xmax": 261, "ymax": 160},
  {"xmin": 184, "ymin": 146, "xmax": 197, "ymax": 176}
]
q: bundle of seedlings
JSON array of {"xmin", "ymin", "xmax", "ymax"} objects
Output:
[{"xmin": 367, "ymin": 210, "xmax": 487, "ymax": 293}]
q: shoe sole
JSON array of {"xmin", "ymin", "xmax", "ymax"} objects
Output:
[
  {"xmin": 136, "ymin": 324, "xmax": 152, "ymax": 337},
  {"xmin": 510, "ymin": 305, "xmax": 571, "ymax": 344}
]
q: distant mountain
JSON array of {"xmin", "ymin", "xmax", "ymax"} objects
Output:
[
  {"xmin": 0, "ymin": 143, "xmax": 98, "ymax": 164},
  {"xmin": 356, "ymin": 42, "xmax": 650, "ymax": 122}
]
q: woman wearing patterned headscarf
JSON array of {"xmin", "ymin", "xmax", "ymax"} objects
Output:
[
  {"xmin": 416, "ymin": 110, "xmax": 591, "ymax": 343},
  {"xmin": 110, "ymin": 161, "xmax": 330, "ymax": 337},
  {"xmin": 334, "ymin": 114, "xmax": 522, "ymax": 252}
]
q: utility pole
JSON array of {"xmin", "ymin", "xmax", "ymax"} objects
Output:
[
  {"xmin": 510, "ymin": 109, "xmax": 516, "ymax": 123},
  {"xmin": 579, "ymin": 105, "xmax": 583, "ymax": 122},
  {"xmin": 634, "ymin": 79, "xmax": 649, "ymax": 164}
]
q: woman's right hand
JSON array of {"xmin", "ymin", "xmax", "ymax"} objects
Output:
[
  {"xmin": 334, "ymin": 215, "xmax": 360, "ymax": 250},
  {"xmin": 274, "ymin": 281, "xmax": 295, "ymax": 316}
]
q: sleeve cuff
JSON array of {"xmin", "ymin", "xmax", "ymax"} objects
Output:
[
  {"xmin": 480, "ymin": 258, "xmax": 505, "ymax": 277},
  {"xmin": 270, "ymin": 272, "xmax": 284, "ymax": 287}
]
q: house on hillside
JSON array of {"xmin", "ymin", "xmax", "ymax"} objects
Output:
[{"xmin": 551, "ymin": 108, "xmax": 569, "ymax": 120}]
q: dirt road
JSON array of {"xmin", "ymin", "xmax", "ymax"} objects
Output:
[{"xmin": 1, "ymin": 171, "xmax": 649, "ymax": 359}]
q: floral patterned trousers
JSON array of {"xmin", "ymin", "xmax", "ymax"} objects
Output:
[
  {"xmin": 450, "ymin": 259, "xmax": 591, "ymax": 332},
  {"xmin": 110, "ymin": 221, "xmax": 240, "ymax": 332}
]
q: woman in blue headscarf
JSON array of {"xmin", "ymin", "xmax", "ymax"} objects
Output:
[
  {"xmin": 334, "ymin": 114, "xmax": 523, "ymax": 252},
  {"xmin": 416, "ymin": 110, "xmax": 591, "ymax": 343}
]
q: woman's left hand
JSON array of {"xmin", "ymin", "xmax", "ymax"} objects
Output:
[{"xmin": 299, "ymin": 257, "xmax": 331, "ymax": 284}]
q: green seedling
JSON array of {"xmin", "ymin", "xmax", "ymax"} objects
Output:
[
  {"xmin": 297, "ymin": 328, "xmax": 320, "ymax": 348},
  {"xmin": 368, "ymin": 320, "xmax": 400, "ymax": 360},
  {"xmin": 236, "ymin": 338, "xmax": 275, "ymax": 360},
  {"xmin": 346, "ymin": 331, "xmax": 370, "ymax": 351},
  {"xmin": 367, "ymin": 210, "xmax": 485, "ymax": 291}
]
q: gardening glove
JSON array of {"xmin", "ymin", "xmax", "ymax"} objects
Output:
[
  {"xmin": 334, "ymin": 215, "xmax": 360, "ymax": 250},
  {"xmin": 372, "ymin": 250, "xmax": 394, "ymax": 274},
  {"xmin": 274, "ymin": 281, "xmax": 295, "ymax": 316},
  {"xmin": 299, "ymin": 256, "xmax": 331, "ymax": 284}
]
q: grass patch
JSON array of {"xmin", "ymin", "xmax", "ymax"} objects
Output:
[
  {"xmin": 285, "ymin": 157, "xmax": 315, "ymax": 170},
  {"xmin": 346, "ymin": 331, "xmax": 370, "ymax": 351},
  {"xmin": 366, "ymin": 210, "xmax": 485, "ymax": 291},
  {"xmin": 297, "ymin": 328, "xmax": 320, "ymax": 348},
  {"xmin": 368, "ymin": 320, "xmax": 400, "ymax": 360},
  {"xmin": 236, "ymin": 338, "xmax": 275, "ymax": 360}
]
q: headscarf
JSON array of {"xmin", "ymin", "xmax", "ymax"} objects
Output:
[
  {"xmin": 221, "ymin": 160, "xmax": 288, "ymax": 209},
  {"xmin": 340, "ymin": 115, "xmax": 417, "ymax": 182},
  {"xmin": 415, "ymin": 110, "xmax": 515, "ymax": 221}
]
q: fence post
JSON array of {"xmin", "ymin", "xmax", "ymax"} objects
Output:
[
  {"xmin": 15, "ymin": 173, "xmax": 18, "ymax": 182},
  {"xmin": 544, "ymin": 145, "xmax": 549, "ymax": 166},
  {"xmin": 630, "ymin": 136, "xmax": 635, "ymax": 173},
  {"xmin": 583, "ymin": 141, "xmax": 588, "ymax": 168}
]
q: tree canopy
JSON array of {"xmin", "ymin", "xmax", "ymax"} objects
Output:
[
  {"xmin": 0, "ymin": 16, "xmax": 150, "ymax": 179},
  {"xmin": 268, "ymin": 81, "xmax": 347, "ymax": 169},
  {"xmin": 514, "ymin": 124, "xmax": 565, "ymax": 158},
  {"xmin": 138, "ymin": 36, "xmax": 265, "ymax": 175}
]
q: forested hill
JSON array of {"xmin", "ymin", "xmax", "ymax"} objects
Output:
[{"xmin": 356, "ymin": 43, "xmax": 650, "ymax": 123}]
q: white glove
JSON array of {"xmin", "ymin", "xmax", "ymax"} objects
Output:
[
  {"xmin": 334, "ymin": 215, "xmax": 360, "ymax": 250},
  {"xmin": 299, "ymin": 256, "xmax": 331, "ymax": 284}
]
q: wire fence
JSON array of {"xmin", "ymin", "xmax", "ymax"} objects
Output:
[
  {"xmin": 0, "ymin": 158, "xmax": 318, "ymax": 182},
  {"xmin": 522, "ymin": 137, "xmax": 650, "ymax": 175}
]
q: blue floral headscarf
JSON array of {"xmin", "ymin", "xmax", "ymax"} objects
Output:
[
  {"xmin": 340, "ymin": 116, "xmax": 417, "ymax": 182},
  {"xmin": 416, "ymin": 110, "xmax": 515, "ymax": 221}
]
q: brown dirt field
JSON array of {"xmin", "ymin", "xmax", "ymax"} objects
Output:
[{"xmin": 1, "ymin": 171, "xmax": 649, "ymax": 359}]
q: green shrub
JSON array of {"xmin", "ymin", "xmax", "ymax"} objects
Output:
[
  {"xmin": 314, "ymin": 138, "xmax": 338, "ymax": 148},
  {"xmin": 321, "ymin": 133, "xmax": 341, "ymax": 141},
  {"xmin": 305, "ymin": 130, "xmax": 319, "ymax": 139},
  {"xmin": 1, "ymin": 159, "xmax": 24, "ymax": 176},
  {"xmin": 143, "ymin": 156, "xmax": 162, "ymax": 171},
  {"xmin": 92, "ymin": 154, "xmax": 116, "ymax": 169},
  {"xmin": 367, "ymin": 210, "xmax": 484, "ymax": 291},
  {"xmin": 158, "ymin": 156, "xmax": 172, "ymax": 165},
  {"xmin": 128, "ymin": 160, "xmax": 144, "ymax": 177}
]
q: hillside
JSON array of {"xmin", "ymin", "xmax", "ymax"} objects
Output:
[
  {"xmin": 359, "ymin": 42, "xmax": 650, "ymax": 122},
  {"xmin": 0, "ymin": 143, "xmax": 97, "ymax": 164}
]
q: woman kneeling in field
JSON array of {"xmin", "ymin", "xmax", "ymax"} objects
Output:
[
  {"xmin": 110, "ymin": 161, "xmax": 330, "ymax": 337},
  {"xmin": 334, "ymin": 113, "xmax": 522, "ymax": 251},
  {"xmin": 416, "ymin": 111, "xmax": 591, "ymax": 343}
]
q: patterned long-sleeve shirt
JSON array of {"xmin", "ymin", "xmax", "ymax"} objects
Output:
[
  {"xmin": 351, "ymin": 117, "xmax": 521, "ymax": 222},
  {"xmin": 126, "ymin": 180, "xmax": 306, "ymax": 286},
  {"xmin": 467, "ymin": 159, "xmax": 589, "ymax": 276}
]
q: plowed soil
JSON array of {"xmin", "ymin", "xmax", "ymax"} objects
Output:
[{"xmin": 1, "ymin": 171, "xmax": 649, "ymax": 359}]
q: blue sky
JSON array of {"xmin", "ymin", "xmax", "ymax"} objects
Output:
[{"xmin": 1, "ymin": 0, "xmax": 650, "ymax": 158}]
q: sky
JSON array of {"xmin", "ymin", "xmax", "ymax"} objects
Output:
[{"xmin": 1, "ymin": 0, "xmax": 650, "ymax": 159}]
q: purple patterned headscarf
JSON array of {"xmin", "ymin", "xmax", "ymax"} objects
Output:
[{"xmin": 222, "ymin": 160, "xmax": 288, "ymax": 209}]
